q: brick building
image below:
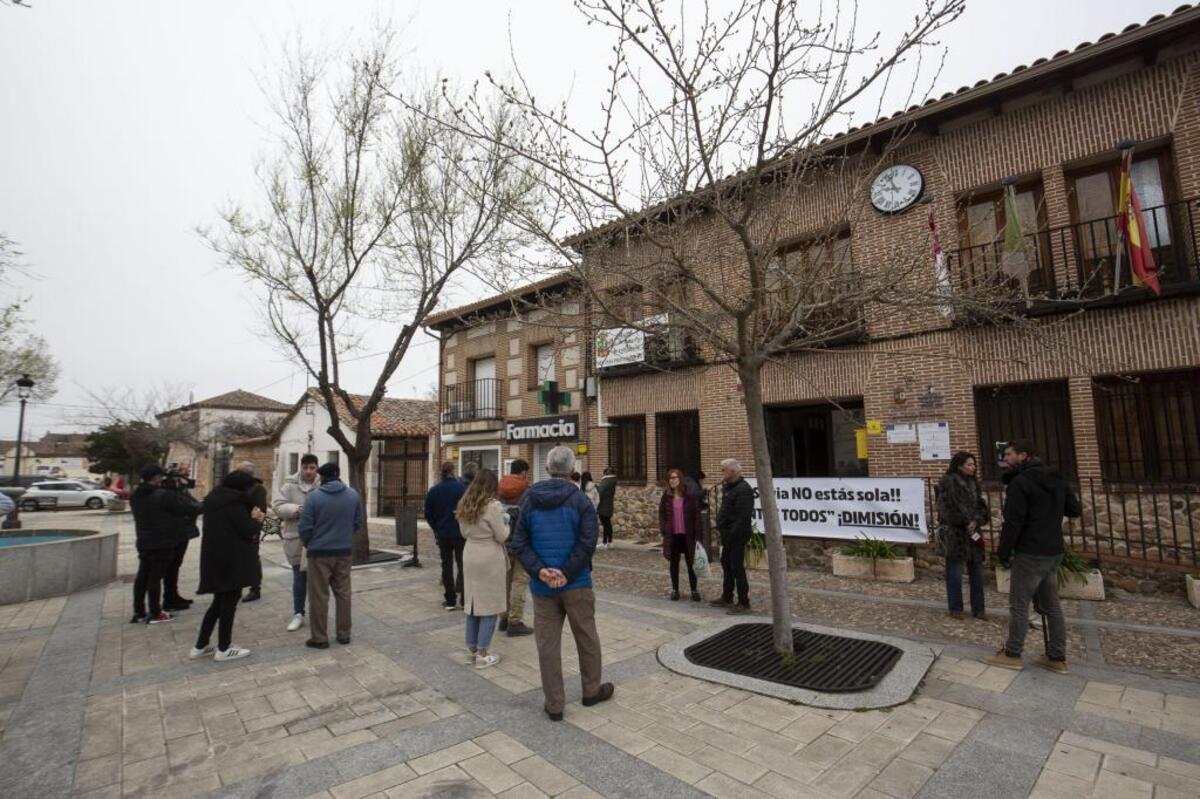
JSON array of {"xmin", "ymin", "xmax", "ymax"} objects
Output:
[{"xmin": 428, "ymin": 8, "xmax": 1200, "ymax": 558}]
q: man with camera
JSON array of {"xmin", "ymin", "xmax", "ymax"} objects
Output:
[
  {"xmin": 159, "ymin": 462, "xmax": 203, "ymax": 613},
  {"xmin": 234, "ymin": 461, "xmax": 270, "ymax": 603},
  {"xmin": 131, "ymin": 463, "xmax": 202, "ymax": 624}
]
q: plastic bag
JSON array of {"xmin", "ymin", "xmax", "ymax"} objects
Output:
[{"xmin": 694, "ymin": 543, "xmax": 711, "ymax": 579}]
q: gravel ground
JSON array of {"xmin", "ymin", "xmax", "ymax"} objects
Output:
[{"xmin": 379, "ymin": 525, "xmax": 1195, "ymax": 677}]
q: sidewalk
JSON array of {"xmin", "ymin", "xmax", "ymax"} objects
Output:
[{"xmin": 0, "ymin": 511, "xmax": 1196, "ymax": 798}]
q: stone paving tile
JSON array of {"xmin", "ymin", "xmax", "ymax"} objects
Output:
[
  {"xmin": 1030, "ymin": 731, "xmax": 1200, "ymax": 799},
  {"xmin": 1074, "ymin": 680, "xmax": 1200, "ymax": 735}
]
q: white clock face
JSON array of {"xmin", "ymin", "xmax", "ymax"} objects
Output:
[{"xmin": 871, "ymin": 164, "xmax": 924, "ymax": 214}]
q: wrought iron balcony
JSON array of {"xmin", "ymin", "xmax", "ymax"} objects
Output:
[
  {"xmin": 946, "ymin": 198, "xmax": 1200, "ymax": 315},
  {"xmin": 442, "ymin": 378, "xmax": 501, "ymax": 424}
]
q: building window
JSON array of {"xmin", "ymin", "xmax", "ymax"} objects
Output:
[
  {"xmin": 608, "ymin": 416, "xmax": 646, "ymax": 482},
  {"xmin": 765, "ymin": 401, "xmax": 867, "ymax": 478},
  {"xmin": 973, "ymin": 381, "xmax": 1076, "ymax": 482},
  {"xmin": 529, "ymin": 343, "xmax": 556, "ymax": 388},
  {"xmin": 327, "ymin": 450, "xmax": 340, "ymax": 467},
  {"xmin": 655, "ymin": 411, "xmax": 701, "ymax": 483},
  {"xmin": 1093, "ymin": 369, "xmax": 1200, "ymax": 482},
  {"xmin": 604, "ymin": 285, "xmax": 643, "ymax": 327},
  {"xmin": 765, "ymin": 229, "xmax": 860, "ymax": 344},
  {"xmin": 955, "ymin": 181, "xmax": 1052, "ymax": 295},
  {"xmin": 1067, "ymin": 149, "xmax": 1176, "ymax": 294},
  {"xmin": 288, "ymin": 452, "xmax": 299, "ymax": 475}
]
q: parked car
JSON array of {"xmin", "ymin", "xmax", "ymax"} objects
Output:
[{"xmin": 20, "ymin": 481, "xmax": 118, "ymax": 511}]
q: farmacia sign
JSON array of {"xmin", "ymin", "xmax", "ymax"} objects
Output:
[{"xmin": 505, "ymin": 415, "xmax": 579, "ymax": 443}]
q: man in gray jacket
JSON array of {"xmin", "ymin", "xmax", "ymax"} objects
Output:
[
  {"xmin": 273, "ymin": 454, "xmax": 320, "ymax": 632},
  {"xmin": 299, "ymin": 462, "xmax": 363, "ymax": 649}
]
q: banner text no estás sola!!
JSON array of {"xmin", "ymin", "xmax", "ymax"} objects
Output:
[{"xmin": 745, "ymin": 477, "xmax": 928, "ymax": 544}]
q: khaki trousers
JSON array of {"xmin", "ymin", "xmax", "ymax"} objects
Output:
[
  {"xmin": 504, "ymin": 555, "xmax": 528, "ymax": 626},
  {"xmin": 532, "ymin": 588, "xmax": 603, "ymax": 714},
  {"xmin": 307, "ymin": 555, "xmax": 352, "ymax": 643}
]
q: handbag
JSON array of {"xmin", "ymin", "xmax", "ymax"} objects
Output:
[{"xmin": 694, "ymin": 542, "xmax": 711, "ymax": 578}]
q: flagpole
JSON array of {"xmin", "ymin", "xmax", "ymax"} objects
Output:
[{"xmin": 1114, "ymin": 138, "xmax": 1136, "ymax": 296}]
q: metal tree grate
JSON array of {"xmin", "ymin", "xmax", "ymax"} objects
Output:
[{"xmin": 683, "ymin": 623, "xmax": 903, "ymax": 693}]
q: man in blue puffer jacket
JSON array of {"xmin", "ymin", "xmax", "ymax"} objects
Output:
[
  {"xmin": 299, "ymin": 462, "xmax": 363, "ymax": 649},
  {"xmin": 510, "ymin": 445, "xmax": 613, "ymax": 721}
]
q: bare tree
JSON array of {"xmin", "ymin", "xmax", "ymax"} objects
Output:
[
  {"xmin": 0, "ymin": 233, "xmax": 60, "ymax": 404},
  {"xmin": 203, "ymin": 30, "xmax": 536, "ymax": 561},
  {"xmin": 438, "ymin": 0, "xmax": 983, "ymax": 651},
  {"xmin": 75, "ymin": 382, "xmax": 207, "ymax": 461}
]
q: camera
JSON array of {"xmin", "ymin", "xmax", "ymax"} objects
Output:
[{"xmin": 162, "ymin": 464, "xmax": 196, "ymax": 491}]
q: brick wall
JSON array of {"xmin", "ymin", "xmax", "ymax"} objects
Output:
[{"xmin": 434, "ymin": 44, "xmax": 1200, "ymax": 492}]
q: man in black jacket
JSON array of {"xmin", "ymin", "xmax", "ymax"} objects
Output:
[
  {"xmin": 131, "ymin": 464, "xmax": 202, "ymax": 624},
  {"xmin": 983, "ymin": 440, "xmax": 1081, "ymax": 674},
  {"xmin": 709, "ymin": 458, "xmax": 755, "ymax": 613}
]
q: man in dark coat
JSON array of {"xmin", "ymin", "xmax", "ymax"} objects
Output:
[
  {"xmin": 709, "ymin": 458, "xmax": 755, "ymax": 613},
  {"xmin": 425, "ymin": 462, "xmax": 468, "ymax": 610},
  {"xmin": 234, "ymin": 461, "xmax": 270, "ymax": 603},
  {"xmin": 191, "ymin": 470, "xmax": 263, "ymax": 662},
  {"xmin": 160, "ymin": 462, "xmax": 201, "ymax": 612},
  {"xmin": 130, "ymin": 464, "xmax": 201, "ymax": 624},
  {"xmin": 983, "ymin": 439, "xmax": 1081, "ymax": 674}
]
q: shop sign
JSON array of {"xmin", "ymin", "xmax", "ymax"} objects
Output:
[{"xmin": 505, "ymin": 414, "xmax": 579, "ymax": 443}]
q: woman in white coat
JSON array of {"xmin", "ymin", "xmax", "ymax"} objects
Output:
[{"xmin": 456, "ymin": 469, "xmax": 509, "ymax": 668}]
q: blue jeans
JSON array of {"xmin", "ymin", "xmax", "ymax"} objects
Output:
[
  {"xmin": 291, "ymin": 565, "xmax": 307, "ymax": 615},
  {"xmin": 465, "ymin": 613, "xmax": 498, "ymax": 652},
  {"xmin": 944, "ymin": 558, "xmax": 985, "ymax": 615}
]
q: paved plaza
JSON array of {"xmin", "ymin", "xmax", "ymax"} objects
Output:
[{"xmin": 0, "ymin": 511, "xmax": 1198, "ymax": 798}]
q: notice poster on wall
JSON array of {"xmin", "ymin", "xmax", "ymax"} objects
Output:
[
  {"xmin": 918, "ymin": 421, "xmax": 951, "ymax": 461},
  {"xmin": 745, "ymin": 477, "xmax": 928, "ymax": 543},
  {"xmin": 885, "ymin": 423, "xmax": 916, "ymax": 444}
]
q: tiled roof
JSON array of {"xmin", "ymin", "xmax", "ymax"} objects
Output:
[
  {"xmin": 31, "ymin": 433, "xmax": 89, "ymax": 458},
  {"xmin": 234, "ymin": 388, "xmax": 437, "ymax": 443},
  {"xmin": 159, "ymin": 389, "xmax": 292, "ymax": 417},
  {"xmin": 424, "ymin": 273, "xmax": 576, "ymax": 330},
  {"xmin": 563, "ymin": 4, "xmax": 1200, "ymax": 246}
]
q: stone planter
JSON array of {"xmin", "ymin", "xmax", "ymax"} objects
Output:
[
  {"xmin": 106, "ymin": 499, "xmax": 127, "ymax": 512},
  {"xmin": 995, "ymin": 566, "xmax": 1106, "ymax": 600},
  {"xmin": 1187, "ymin": 574, "xmax": 1200, "ymax": 609},
  {"xmin": 831, "ymin": 552, "xmax": 915, "ymax": 583}
]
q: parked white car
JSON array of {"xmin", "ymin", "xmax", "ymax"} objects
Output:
[{"xmin": 20, "ymin": 481, "xmax": 118, "ymax": 511}]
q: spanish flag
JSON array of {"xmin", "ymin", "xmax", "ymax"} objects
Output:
[{"xmin": 1117, "ymin": 148, "xmax": 1162, "ymax": 295}]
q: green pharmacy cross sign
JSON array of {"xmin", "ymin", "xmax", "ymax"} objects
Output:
[{"xmin": 537, "ymin": 381, "xmax": 571, "ymax": 414}]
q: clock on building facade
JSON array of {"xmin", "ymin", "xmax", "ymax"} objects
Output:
[{"xmin": 870, "ymin": 164, "xmax": 924, "ymax": 214}]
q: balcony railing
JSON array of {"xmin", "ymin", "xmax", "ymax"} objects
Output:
[
  {"xmin": 947, "ymin": 198, "xmax": 1200, "ymax": 313},
  {"xmin": 442, "ymin": 378, "xmax": 501, "ymax": 424}
]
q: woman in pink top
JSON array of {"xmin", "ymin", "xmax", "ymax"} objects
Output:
[{"xmin": 658, "ymin": 468, "xmax": 703, "ymax": 602}]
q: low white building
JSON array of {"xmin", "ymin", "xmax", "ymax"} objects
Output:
[
  {"xmin": 232, "ymin": 388, "xmax": 437, "ymax": 517},
  {"xmin": 157, "ymin": 390, "xmax": 293, "ymax": 497}
]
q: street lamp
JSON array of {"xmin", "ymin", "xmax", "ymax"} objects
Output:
[{"xmin": 11, "ymin": 374, "xmax": 34, "ymax": 487}]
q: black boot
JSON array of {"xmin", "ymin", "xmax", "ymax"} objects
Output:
[
  {"xmin": 243, "ymin": 586, "xmax": 262, "ymax": 603},
  {"xmin": 670, "ymin": 590, "xmax": 680, "ymax": 601}
]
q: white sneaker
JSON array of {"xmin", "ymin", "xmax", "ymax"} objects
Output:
[
  {"xmin": 286, "ymin": 613, "xmax": 304, "ymax": 632},
  {"xmin": 189, "ymin": 645, "xmax": 215, "ymax": 659},
  {"xmin": 475, "ymin": 652, "xmax": 501, "ymax": 669},
  {"xmin": 215, "ymin": 645, "xmax": 251, "ymax": 662}
]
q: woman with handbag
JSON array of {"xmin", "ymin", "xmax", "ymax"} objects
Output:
[
  {"xmin": 937, "ymin": 451, "xmax": 990, "ymax": 620},
  {"xmin": 659, "ymin": 468, "xmax": 703, "ymax": 602}
]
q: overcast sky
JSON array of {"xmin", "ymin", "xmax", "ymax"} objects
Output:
[{"xmin": 0, "ymin": 0, "xmax": 1176, "ymax": 438}]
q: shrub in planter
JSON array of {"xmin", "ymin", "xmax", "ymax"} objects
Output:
[{"xmin": 833, "ymin": 536, "xmax": 915, "ymax": 583}]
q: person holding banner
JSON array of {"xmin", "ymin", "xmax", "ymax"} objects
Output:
[
  {"xmin": 936, "ymin": 452, "xmax": 990, "ymax": 620},
  {"xmin": 659, "ymin": 468, "xmax": 703, "ymax": 602}
]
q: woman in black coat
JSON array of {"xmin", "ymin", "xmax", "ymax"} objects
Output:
[
  {"xmin": 190, "ymin": 470, "xmax": 263, "ymax": 662},
  {"xmin": 659, "ymin": 468, "xmax": 704, "ymax": 602},
  {"xmin": 936, "ymin": 452, "xmax": 990, "ymax": 620}
]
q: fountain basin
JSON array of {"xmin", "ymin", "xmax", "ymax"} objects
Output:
[{"xmin": 0, "ymin": 529, "xmax": 118, "ymax": 604}]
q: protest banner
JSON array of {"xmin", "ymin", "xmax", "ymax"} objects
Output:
[{"xmin": 745, "ymin": 477, "xmax": 928, "ymax": 544}]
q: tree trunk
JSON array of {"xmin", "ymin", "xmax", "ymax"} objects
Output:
[
  {"xmin": 738, "ymin": 360, "xmax": 794, "ymax": 653},
  {"xmin": 347, "ymin": 455, "xmax": 371, "ymax": 564}
]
